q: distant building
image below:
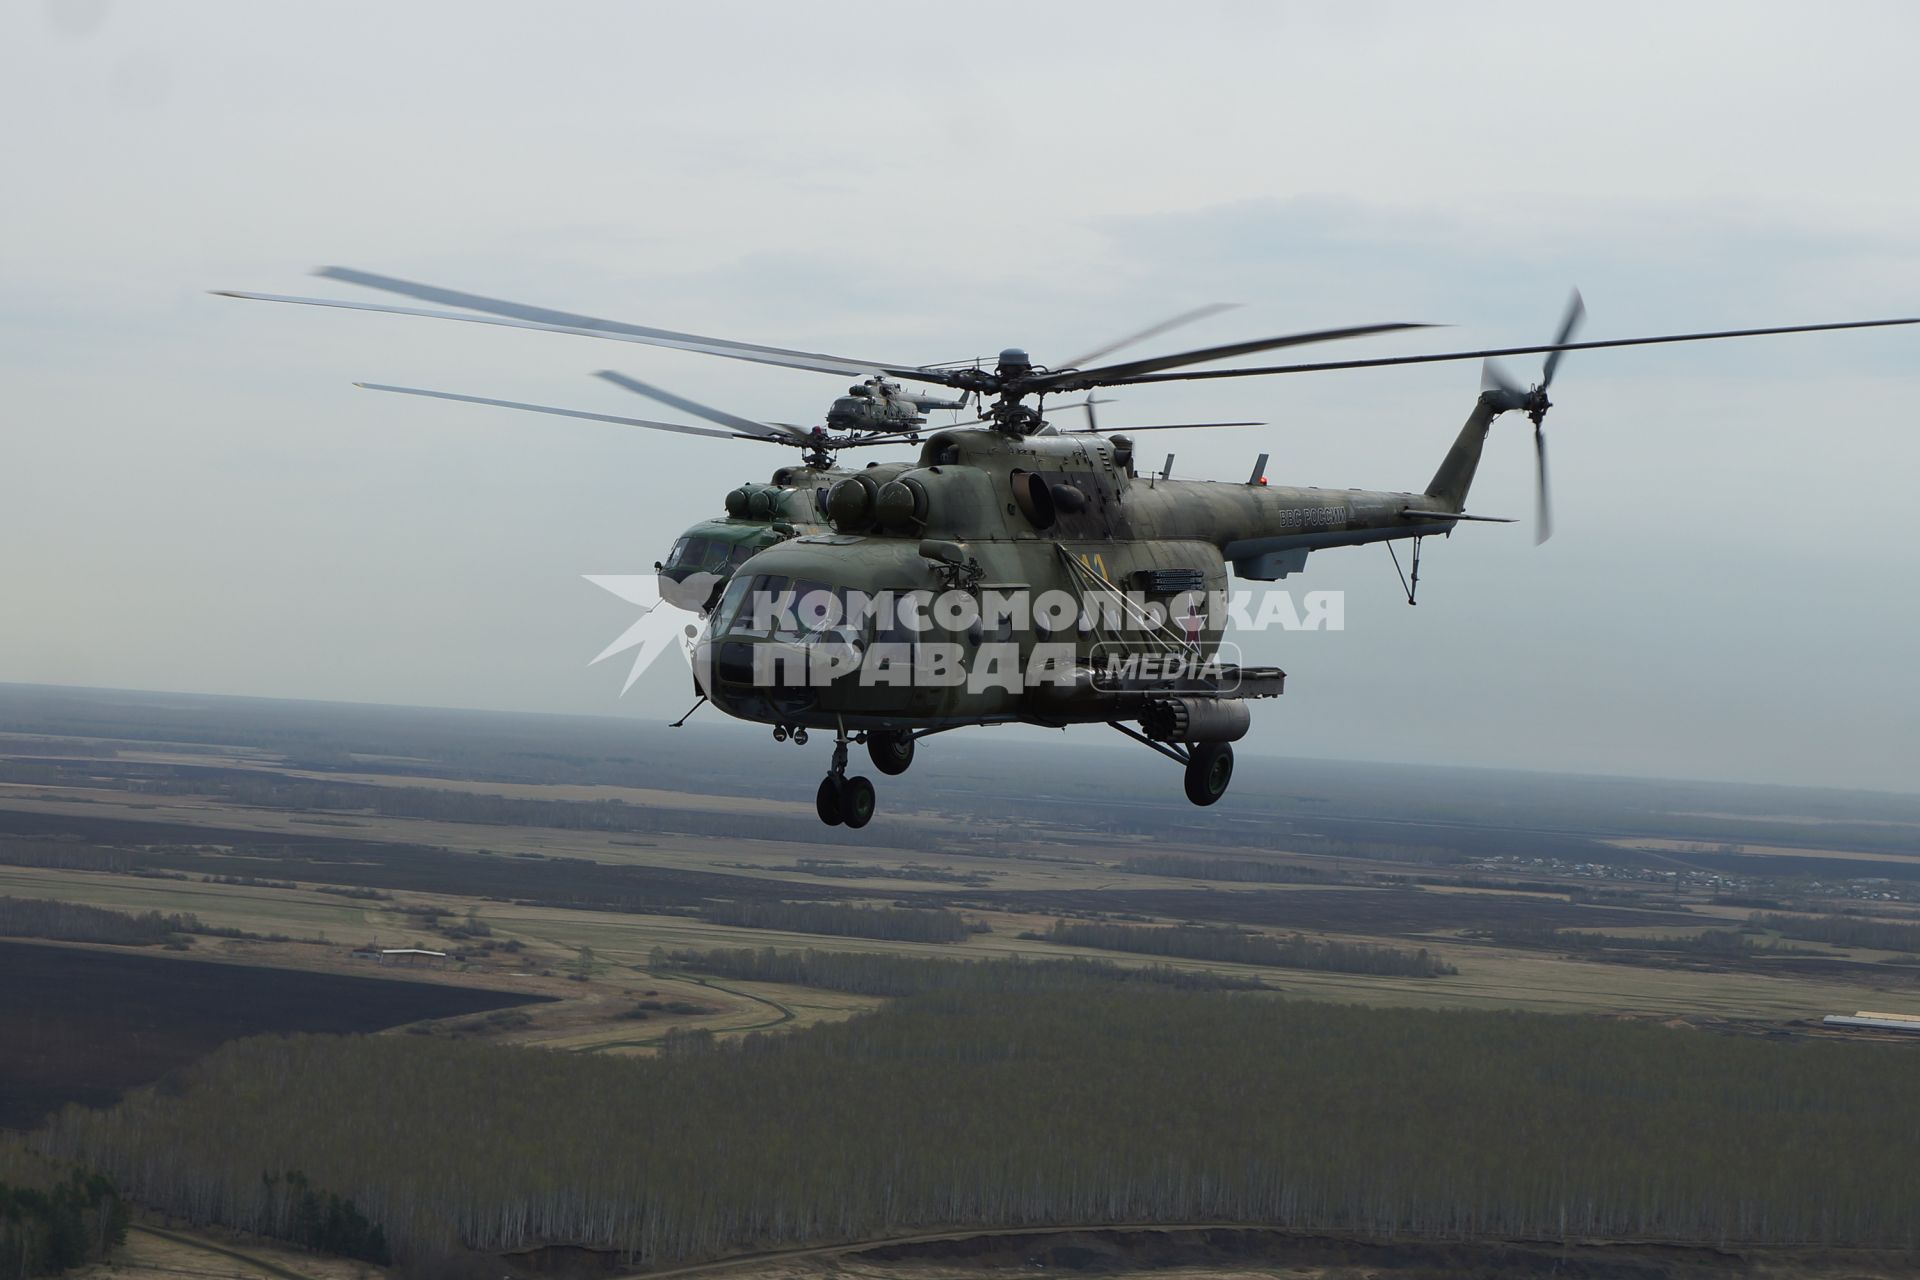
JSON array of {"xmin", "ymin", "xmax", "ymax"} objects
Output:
[
  {"xmin": 1822, "ymin": 1011, "xmax": 1920, "ymax": 1035},
  {"xmin": 360, "ymin": 948, "xmax": 449, "ymax": 967}
]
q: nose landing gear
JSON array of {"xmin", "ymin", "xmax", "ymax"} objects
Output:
[{"xmin": 815, "ymin": 728, "xmax": 877, "ymax": 829}]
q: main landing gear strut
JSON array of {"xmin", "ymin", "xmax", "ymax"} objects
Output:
[
  {"xmin": 809, "ymin": 725, "xmax": 919, "ymax": 828},
  {"xmin": 1107, "ymin": 722, "xmax": 1236, "ymax": 807},
  {"xmin": 815, "ymin": 732, "xmax": 876, "ymax": 830}
]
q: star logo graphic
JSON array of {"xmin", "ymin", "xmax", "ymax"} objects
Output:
[{"xmin": 581, "ymin": 574, "xmax": 707, "ymax": 694}]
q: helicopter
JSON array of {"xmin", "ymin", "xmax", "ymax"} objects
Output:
[
  {"xmin": 218, "ymin": 269, "xmax": 1917, "ymax": 827},
  {"xmin": 827, "ymin": 376, "xmax": 970, "ymax": 435}
]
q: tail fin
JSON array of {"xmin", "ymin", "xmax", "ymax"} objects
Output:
[{"xmin": 1424, "ymin": 396, "xmax": 1503, "ymax": 513}]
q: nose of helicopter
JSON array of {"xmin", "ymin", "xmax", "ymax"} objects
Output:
[{"xmin": 656, "ymin": 567, "xmax": 722, "ymax": 614}]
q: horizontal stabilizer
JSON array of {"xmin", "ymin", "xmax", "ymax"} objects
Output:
[{"xmin": 1398, "ymin": 509, "xmax": 1517, "ymax": 523}]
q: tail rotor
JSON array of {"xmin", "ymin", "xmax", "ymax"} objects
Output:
[{"xmin": 1481, "ymin": 289, "xmax": 1584, "ymax": 544}]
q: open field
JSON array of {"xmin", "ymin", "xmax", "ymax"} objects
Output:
[
  {"xmin": 5, "ymin": 851, "xmax": 1908, "ymax": 1029},
  {"xmin": 4, "ymin": 689, "xmax": 1920, "ymax": 1073},
  {"xmin": 0, "ymin": 864, "xmax": 389, "ymax": 938},
  {"xmin": 74, "ymin": 1224, "xmax": 380, "ymax": 1280}
]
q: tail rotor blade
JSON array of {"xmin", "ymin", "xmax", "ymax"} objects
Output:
[
  {"xmin": 1540, "ymin": 288, "xmax": 1586, "ymax": 389},
  {"xmin": 1534, "ymin": 428, "xmax": 1554, "ymax": 545},
  {"xmin": 1481, "ymin": 357, "xmax": 1525, "ymax": 398}
]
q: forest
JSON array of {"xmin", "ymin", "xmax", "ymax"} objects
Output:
[
  {"xmin": 1040, "ymin": 919, "xmax": 1456, "ymax": 977},
  {"xmin": 1754, "ymin": 912, "xmax": 1920, "ymax": 953},
  {"xmin": 32, "ymin": 983, "xmax": 1920, "ymax": 1267},
  {"xmin": 0, "ymin": 1147, "xmax": 126, "ymax": 1280},
  {"xmin": 0, "ymin": 897, "xmax": 195, "ymax": 947},
  {"xmin": 1478, "ymin": 925, "xmax": 1814, "ymax": 957}
]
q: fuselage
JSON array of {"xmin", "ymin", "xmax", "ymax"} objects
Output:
[{"xmin": 692, "ymin": 427, "xmax": 1459, "ymax": 731}]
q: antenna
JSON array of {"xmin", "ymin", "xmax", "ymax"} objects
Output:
[
  {"xmin": 1248, "ymin": 452, "xmax": 1269, "ymax": 485},
  {"xmin": 1160, "ymin": 453, "xmax": 1175, "ymax": 480}
]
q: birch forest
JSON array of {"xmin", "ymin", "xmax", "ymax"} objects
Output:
[{"xmin": 33, "ymin": 979, "xmax": 1920, "ymax": 1267}]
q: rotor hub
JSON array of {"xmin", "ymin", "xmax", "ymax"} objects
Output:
[{"xmin": 1524, "ymin": 388, "xmax": 1551, "ymax": 427}]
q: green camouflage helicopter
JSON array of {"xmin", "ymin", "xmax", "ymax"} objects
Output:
[{"xmin": 219, "ymin": 270, "xmax": 1916, "ymax": 827}]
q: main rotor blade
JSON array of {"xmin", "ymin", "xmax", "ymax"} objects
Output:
[
  {"xmin": 354, "ymin": 383, "xmax": 774, "ymax": 442},
  {"xmin": 1540, "ymin": 289, "xmax": 1586, "ymax": 390},
  {"xmin": 1101, "ymin": 315, "xmax": 1920, "ymax": 386},
  {"xmin": 1059, "ymin": 303, "xmax": 1242, "ymax": 370},
  {"xmin": 1030, "ymin": 322, "xmax": 1433, "ymax": 393},
  {"xmin": 215, "ymin": 289, "xmax": 903, "ymax": 381},
  {"xmin": 593, "ymin": 371, "xmax": 807, "ymax": 441},
  {"xmin": 316, "ymin": 267, "xmax": 962, "ymax": 385},
  {"xmin": 214, "ymin": 269, "xmax": 969, "ymax": 389},
  {"xmin": 829, "ymin": 431, "xmax": 933, "ymax": 448},
  {"xmin": 1062, "ymin": 420, "xmax": 1264, "ymax": 433}
]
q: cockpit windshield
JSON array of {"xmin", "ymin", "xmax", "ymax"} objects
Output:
[
  {"xmin": 666, "ymin": 537, "xmax": 718, "ymax": 572},
  {"xmin": 710, "ymin": 574, "xmax": 755, "ymax": 635},
  {"xmin": 710, "ymin": 573, "xmax": 854, "ymax": 642}
]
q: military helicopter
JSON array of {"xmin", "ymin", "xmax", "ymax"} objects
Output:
[
  {"xmin": 218, "ymin": 269, "xmax": 1916, "ymax": 827},
  {"xmin": 828, "ymin": 376, "xmax": 969, "ymax": 435}
]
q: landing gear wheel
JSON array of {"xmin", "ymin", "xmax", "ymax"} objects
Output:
[
  {"xmin": 815, "ymin": 775, "xmax": 844, "ymax": 826},
  {"xmin": 839, "ymin": 775, "xmax": 876, "ymax": 829},
  {"xmin": 1183, "ymin": 742, "xmax": 1234, "ymax": 807},
  {"xmin": 866, "ymin": 731, "xmax": 915, "ymax": 776}
]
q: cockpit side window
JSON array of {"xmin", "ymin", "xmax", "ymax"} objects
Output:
[
  {"xmin": 717, "ymin": 573, "xmax": 854, "ymax": 639},
  {"xmin": 733, "ymin": 574, "xmax": 790, "ymax": 637},
  {"xmin": 710, "ymin": 574, "xmax": 754, "ymax": 635},
  {"xmin": 669, "ymin": 536, "xmax": 711, "ymax": 570}
]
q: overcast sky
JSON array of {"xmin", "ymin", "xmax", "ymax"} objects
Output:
[{"xmin": 3, "ymin": 1, "xmax": 1916, "ymax": 791}]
